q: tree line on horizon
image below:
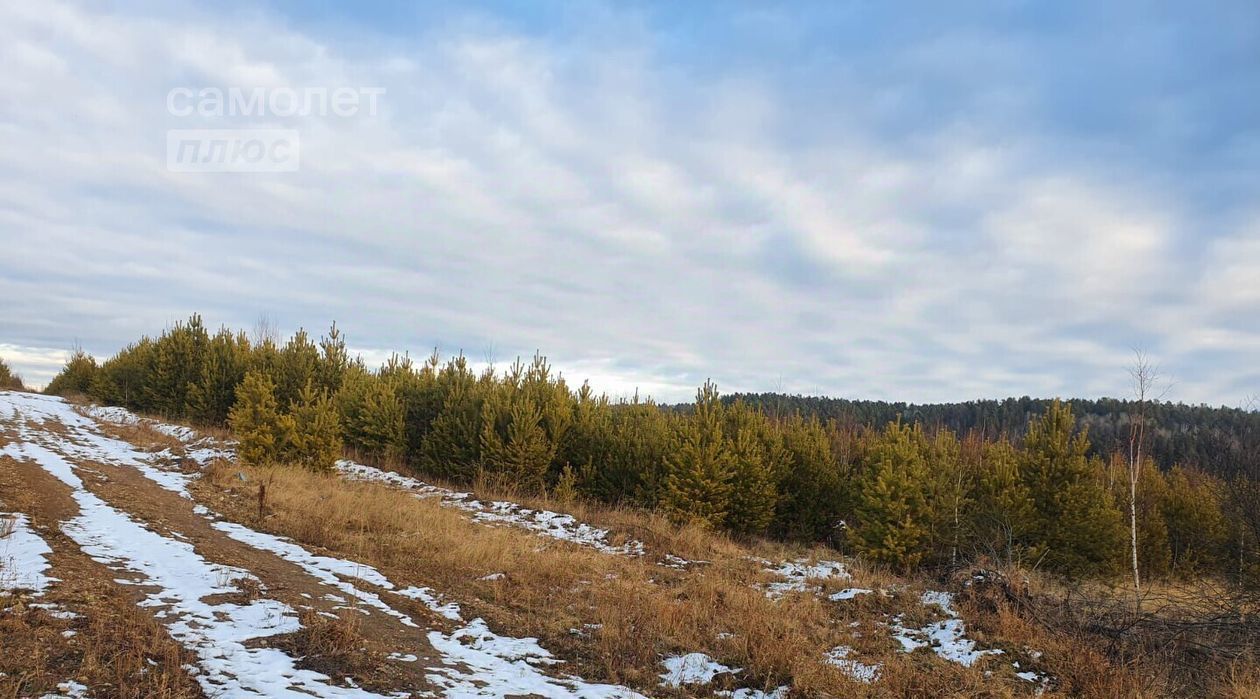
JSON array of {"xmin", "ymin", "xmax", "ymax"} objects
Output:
[
  {"xmin": 721, "ymin": 392, "xmax": 1260, "ymax": 479},
  {"xmin": 38, "ymin": 315, "xmax": 1260, "ymax": 583}
]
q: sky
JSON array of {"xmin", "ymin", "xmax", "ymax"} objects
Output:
[{"xmin": 1, "ymin": 1, "xmax": 1258, "ymax": 405}]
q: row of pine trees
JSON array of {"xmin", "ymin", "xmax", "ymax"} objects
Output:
[{"xmin": 43, "ymin": 315, "xmax": 1256, "ymax": 581}]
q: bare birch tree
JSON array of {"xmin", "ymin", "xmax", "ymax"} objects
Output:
[{"xmin": 1127, "ymin": 351, "xmax": 1162, "ymax": 612}]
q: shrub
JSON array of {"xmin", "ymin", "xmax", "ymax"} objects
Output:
[
  {"xmin": 44, "ymin": 349, "xmax": 98, "ymax": 396},
  {"xmin": 0, "ymin": 358, "xmax": 24, "ymax": 391}
]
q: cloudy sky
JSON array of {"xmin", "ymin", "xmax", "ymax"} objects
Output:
[{"xmin": 2, "ymin": 1, "xmax": 1258, "ymax": 405}]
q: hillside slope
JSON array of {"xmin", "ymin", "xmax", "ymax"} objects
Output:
[{"xmin": 0, "ymin": 390, "xmax": 1228, "ymax": 697}]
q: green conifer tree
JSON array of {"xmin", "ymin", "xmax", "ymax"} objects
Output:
[
  {"xmin": 337, "ymin": 368, "xmax": 406, "ymax": 461},
  {"xmin": 969, "ymin": 438, "xmax": 1037, "ymax": 564},
  {"xmin": 187, "ymin": 328, "xmax": 250, "ymax": 425},
  {"xmin": 847, "ymin": 420, "xmax": 934, "ymax": 571},
  {"xmin": 273, "ymin": 328, "xmax": 321, "ymax": 409},
  {"xmin": 1021, "ymin": 400, "xmax": 1124, "ymax": 576},
  {"xmin": 229, "ymin": 370, "xmax": 293, "ymax": 465},
  {"xmin": 771, "ymin": 414, "xmax": 845, "ymax": 541},
  {"xmin": 287, "ymin": 381, "xmax": 343, "ymax": 473},
  {"xmin": 723, "ymin": 402, "xmax": 780, "ymax": 536},
  {"xmin": 419, "ymin": 356, "xmax": 484, "ymax": 481},
  {"xmin": 480, "ymin": 387, "xmax": 555, "ymax": 493},
  {"xmin": 45, "ymin": 348, "xmax": 98, "ymax": 397},
  {"xmin": 662, "ymin": 381, "xmax": 734, "ymax": 527},
  {"xmin": 149, "ymin": 315, "xmax": 209, "ymax": 419},
  {"xmin": 316, "ymin": 322, "xmax": 350, "ymax": 395},
  {"xmin": 1161, "ymin": 467, "xmax": 1228, "ymax": 575},
  {"xmin": 0, "ymin": 357, "xmax": 23, "ymax": 390},
  {"xmin": 552, "ymin": 464, "xmax": 580, "ymax": 505}
]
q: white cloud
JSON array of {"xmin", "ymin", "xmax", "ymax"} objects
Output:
[{"xmin": 0, "ymin": 0, "xmax": 1256, "ymax": 406}]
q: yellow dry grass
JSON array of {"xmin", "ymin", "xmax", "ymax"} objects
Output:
[{"xmin": 191, "ymin": 459, "xmax": 1113, "ymax": 697}]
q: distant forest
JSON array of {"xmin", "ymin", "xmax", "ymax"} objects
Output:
[{"xmin": 723, "ymin": 393, "xmax": 1260, "ymax": 478}]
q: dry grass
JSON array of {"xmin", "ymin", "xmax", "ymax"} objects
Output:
[
  {"xmin": 96, "ymin": 420, "xmax": 187, "ymax": 455},
  {"xmin": 191, "ymin": 459, "xmax": 1118, "ymax": 696},
  {"xmin": 0, "ymin": 591, "xmax": 202, "ymax": 699},
  {"xmin": 8, "ymin": 400, "xmax": 1255, "ymax": 697},
  {"xmin": 267, "ymin": 607, "xmax": 399, "ymax": 690}
]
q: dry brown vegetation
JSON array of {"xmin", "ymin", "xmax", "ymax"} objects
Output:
[
  {"xmin": 187, "ymin": 456, "xmax": 1193, "ymax": 697},
  {"xmin": 0, "ymin": 588, "xmax": 203, "ymax": 699},
  {"xmin": 6, "ymin": 399, "xmax": 1256, "ymax": 697}
]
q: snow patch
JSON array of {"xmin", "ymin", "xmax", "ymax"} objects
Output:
[
  {"xmin": 211, "ymin": 521, "xmax": 419, "ymax": 628},
  {"xmin": 337, "ymin": 459, "xmax": 646, "ymax": 556},
  {"xmin": 1, "ymin": 513, "xmax": 56, "ymax": 594},
  {"xmin": 659, "ymin": 652, "xmax": 739, "ymax": 688},
  {"xmin": 716, "ymin": 688, "xmax": 791, "ymax": 699},
  {"xmin": 394, "ymin": 586, "xmax": 462, "ymax": 622},
  {"xmin": 427, "ymin": 618, "xmax": 647, "ymax": 698},
  {"xmin": 824, "ymin": 645, "xmax": 880, "ymax": 683},
  {"xmin": 761, "ymin": 558, "xmax": 850, "ymax": 598},
  {"xmin": 888, "ymin": 590, "xmax": 1003, "ymax": 668},
  {"xmin": 39, "ymin": 679, "xmax": 91, "ymax": 698}
]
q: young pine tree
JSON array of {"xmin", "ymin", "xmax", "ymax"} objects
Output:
[
  {"xmin": 662, "ymin": 381, "xmax": 734, "ymax": 528},
  {"xmin": 229, "ymin": 370, "xmax": 294, "ymax": 466},
  {"xmin": 723, "ymin": 402, "xmax": 781, "ymax": 537},
  {"xmin": 286, "ymin": 382, "xmax": 343, "ymax": 473},
  {"xmin": 1161, "ymin": 467, "xmax": 1228, "ymax": 575},
  {"xmin": 419, "ymin": 356, "xmax": 485, "ymax": 481},
  {"xmin": 0, "ymin": 357, "xmax": 23, "ymax": 390},
  {"xmin": 186, "ymin": 328, "xmax": 250, "ymax": 426},
  {"xmin": 45, "ymin": 349, "xmax": 98, "ymax": 397},
  {"xmin": 480, "ymin": 389, "xmax": 555, "ymax": 494},
  {"xmin": 1020, "ymin": 400, "xmax": 1124, "ymax": 576},
  {"xmin": 969, "ymin": 438, "xmax": 1037, "ymax": 565},
  {"xmin": 149, "ymin": 315, "xmax": 209, "ymax": 419},
  {"xmin": 337, "ymin": 369, "xmax": 406, "ymax": 461},
  {"xmin": 316, "ymin": 322, "xmax": 350, "ymax": 395},
  {"xmin": 847, "ymin": 420, "xmax": 934, "ymax": 571},
  {"xmin": 772, "ymin": 415, "xmax": 844, "ymax": 542},
  {"xmin": 273, "ymin": 329, "xmax": 321, "ymax": 409}
]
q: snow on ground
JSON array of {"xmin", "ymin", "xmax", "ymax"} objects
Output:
[
  {"xmin": 1, "ymin": 512, "xmax": 56, "ymax": 594},
  {"xmin": 716, "ymin": 688, "xmax": 790, "ymax": 699},
  {"xmin": 656, "ymin": 653, "xmax": 791, "ymax": 699},
  {"xmin": 1014, "ymin": 661, "xmax": 1049, "ymax": 686},
  {"xmin": 0, "ymin": 437, "xmax": 379, "ymax": 697},
  {"xmin": 760, "ymin": 558, "xmax": 850, "ymax": 598},
  {"xmin": 828, "ymin": 587, "xmax": 872, "ymax": 601},
  {"xmin": 659, "ymin": 652, "xmax": 739, "ymax": 688},
  {"xmin": 210, "ymin": 520, "xmax": 420, "ymax": 629},
  {"xmin": 888, "ymin": 590, "xmax": 1003, "ymax": 668},
  {"xmin": 80, "ymin": 404, "xmax": 233, "ymax": 467},
  {"xmin": 660, "ymin": 553, "xmax": 709, "ymax": 569},
  {"xmin": 395, "ymin": 586, "xmax": 463, "ymax": 622},
  {"xmin": 337, "ymin": 460, "xmax": 645, "ymax": 556},
  {"xmin": 425, "ymin": 617, "xmax": 647, "ymax": 698},
  {"xmin": 472, "ymin": 501, "xmax": 645, "ymax": 556},
  {"xmin": 83, "ymin": 403, "xmax": 646, "ymax": 558},
  {"xmin": 39, "ymin": 679, "xmax": 91, "ymax": 698},
  {"xmin": 823, "ymin": 645, "xmax": 880, "ymax": 683},
  {"xmin": 4, "ymin": 391, "xmax": 653, "ymax": 698}
]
